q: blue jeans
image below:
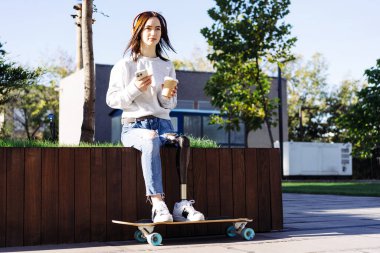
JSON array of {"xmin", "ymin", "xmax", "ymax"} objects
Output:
[{"xmin": 121, "ymin": 118, "xmax": 176, "ymax": 196}]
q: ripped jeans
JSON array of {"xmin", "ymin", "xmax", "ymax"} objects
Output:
[{"xmin": 121, "ymin": 117, "xmax": 177, "ymax": 197}]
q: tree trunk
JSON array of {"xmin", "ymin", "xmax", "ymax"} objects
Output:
[
  {"xmin": 244, "ymin": 124, "xmax": 249, "ymax": 148},
  {"xmin": 75, "ymin": 4, "xmax": 83, "ymax": 70},
  {"xmin": 255, "ymin": 58, "xmax": 274, "ymax": 148},
  {"xmin": 80, "ymin": 0, "xmax": 95, "ymax": 143},
  {"xmin": 265, "ymin": 118, "xmax": 274, "ymax": 147}
]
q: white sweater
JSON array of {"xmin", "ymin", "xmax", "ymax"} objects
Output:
[{"xmin": 106, "ymin": 56, "xmax": 177, "ymax": 120}]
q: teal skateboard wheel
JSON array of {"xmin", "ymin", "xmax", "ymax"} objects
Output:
[
  {"xmin": 134, "ymin": 230, "xmax": 147, "ymax": 243},
  {"xmin": 147, "ymin": 232, "xmax": 162, "ymax": 246},
  {"xmin": 241, "ymin": 228, "xmax": 255, "ymax": 240},
  {"xmin": 226, "ymin": 225, "xmax": 237, "ymax": 238}
]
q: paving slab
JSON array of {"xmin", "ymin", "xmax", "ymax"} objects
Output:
[{"xmin": 1, "ymin": 193, "xmax": 380, "ymax": 253}]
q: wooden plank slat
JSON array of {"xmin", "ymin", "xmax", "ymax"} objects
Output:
[
  {"xmin": 192, "ymin": 148, "xmax": 207, "ymax": 235},
  {"xmin": 24, "ymin": 148, "xmax": 41, "ymax": 246},
  {"xmin": 90, "ymin": 148, "xmax": 107, "ymax": 241},
  {"xmin": 121, "ymin": 148, "xmax": 137, "ymax": 240},
  {"xmin": 41, "ymin": 148, "xmax": 58, "ymax": 244},
  {"xmin": 6, "ymin": 148, "xmax": 24, "ymax": 246},
  {"xmin": 219, "ymin": 149, "xmax": 233, "ymax": 218},
  {"xmin": 58, "ymin": 148, "xmax": 75, "ymax": 243},
  {"xmin": 0, "ymin": 148, "xmax": 6, "ymax": 247},
  {"xmin": 106, "ymin": 148, "xmax": 123, "ymax": 241},
  {"xmin": 270, "ymin": 148, "xmax": 283, "ymax": 230},
  {"xmin": 232, "ymin": 149, "xmax": 246, "ymax": 218},
  {"xmin": 206, "ymin": 149, "xmax": 221, "ymax": 235},
  {"xmin": 74, "ymin": 148, "xmax": 91, "ymax": 242},
  {"xmin": 257, "ymin": 149, "xmax": 272, "ymax": 232},
  {"xmin": 163, "ymin": 147, "xmax": 179, "ymax": 238},
  {"xmin": 136, "ymin": 150, "xmax": 150, "ymax": 221},
  {"xmin": 245, "ymin": 149, "xmax": 258, "ymax": 230}
]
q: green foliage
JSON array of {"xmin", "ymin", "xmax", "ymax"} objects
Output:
[
  {"xmin": 188, "ymin": 135, "xmax": 220, "ymax": 148},
  {"xmin": 282, "ymin": 53, "xmax": 329, "ymax": 141},
  {"xmin": 202, "ymin": 0, "xmax": 296, "ymax": 64},
  {"xmin": 201, "ymin": 0, "xmax": 296, "ymax": 146},
  {"xmin": 205, "ymin": 58, "xmax": 273, "ymax": 132},
  {"xmin": 279, "ymin": 53, "xmax": 362, "ymax": 143},
  {"xmin": 0, "ymin": 42, "xmax": 42, "ymax": 105},
  {"xmin": 39, "ymin": 49, "xmax": 76, "ymax": 82},
  {"xmin": 0, "ymin": 138, "xmax": 123, "ymax": 147},
  {"xmin": 0, "ymin": 138, "xmax": 58, "ymax": 147},
  {"xmin": 173, "ymin": 46, "xmax": 214, "ymax": 72},
  {"xmin": 338, "ymin": 59, "xmax": 380, "ymax": 158},
  {"xmin": 6, "ymin": 83, "xmax": 59, "ymax": 140},
  {"xmin": 1, "ymin": 49, "xmax": 75, "ymax": 140},
  {"xmin": 325, "ymin": 79, "xmax": 361, "ymax": 143}
]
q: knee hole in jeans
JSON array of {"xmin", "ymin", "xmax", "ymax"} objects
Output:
[{"xmin": 143, "ymin": 130, "xmax": 158, "ymax": 140}]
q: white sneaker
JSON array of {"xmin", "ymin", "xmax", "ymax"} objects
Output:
[
  {"xmin": 152, "ymin": 202, "xmax": 173, "ymax": 223},
  {"xmin": 173, "ymin": 200, "xmax": 205, "ymax": 221}
]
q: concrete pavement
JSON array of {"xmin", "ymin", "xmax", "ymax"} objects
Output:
[{"xmin": 1, "ymin": 193, "xmax": 380, "ymax": 253}]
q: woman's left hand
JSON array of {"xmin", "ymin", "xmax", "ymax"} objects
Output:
[{"xmin": 161, "ymin": 84, "xmax": 178, "ymax": 99}]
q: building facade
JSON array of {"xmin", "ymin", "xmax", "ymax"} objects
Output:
[{"xmin": 59, "ymin": 64, "xmax": 288, "ymax": 147}]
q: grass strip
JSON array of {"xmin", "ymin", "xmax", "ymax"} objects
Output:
[
  {"xmin": 0, "ymin": 136, "xmax": 219, "ymax": 148},
  {"xmin": 282, "ymin": 181, "xmax": 380, "ymax": 197}
]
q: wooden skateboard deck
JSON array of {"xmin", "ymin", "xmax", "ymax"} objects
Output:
[
  {"xmin": 112, "ymin": 217, "xmax": 255, "ymax": 246},
  {"xmin": 112, "ymin": 217, "xmax": 252, "ymax": 226}
]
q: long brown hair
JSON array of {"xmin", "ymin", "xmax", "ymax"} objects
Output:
[{"xmin": 124, "ymin": 11, "xmax": 176, "ymax": 61}]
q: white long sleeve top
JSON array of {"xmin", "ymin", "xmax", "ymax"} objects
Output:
[{"xmin": 106, "ymin": 56, "xmax": 177, "ymax": 120}]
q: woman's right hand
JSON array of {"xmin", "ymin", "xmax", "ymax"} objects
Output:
[{"xmin": 135, "ymin": 75, "xmax": 152, "ymax": 92}]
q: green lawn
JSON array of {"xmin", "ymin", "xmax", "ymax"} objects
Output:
[{"xmin": 282, "ymin": 181, "xmax": 380, "ymax": 197}]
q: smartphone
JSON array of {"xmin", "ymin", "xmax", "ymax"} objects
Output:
[{"xmin": 135, "ymin": 69, "xmax": 148, "ymax": 81}]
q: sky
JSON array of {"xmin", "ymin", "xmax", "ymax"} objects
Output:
[{"xmin": 0, "ymin": 0, "xmax": 379, "ymax": 87}]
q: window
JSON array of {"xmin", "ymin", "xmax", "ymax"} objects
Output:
[
  {"xmin": 177, "ymin": 100, "xmax": 194, "ymax": 109},
  {"xmin": 203, "ymin": 116, "xmax": 228, "ymax": 143},
  {"xmin": 170, "ymin": 116, "xmax": 178, "ymax": 132},
  {"xmin": 111, "ymin": 115, "xmax": 122, "ymax": 143},
  {"xmin": 198, "ymin": 100, "xmax": 214, "ymax": 110},
  {"xmin": 230, "ymin": 122, "xmax": 245, "ymax": 146},
  {"xmin": 184, "ymin": 115, "xmax": 201, "ymax": 137}
]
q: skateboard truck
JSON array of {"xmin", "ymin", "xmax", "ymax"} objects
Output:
[
  {"xmin": 226, "ymin": 221, "xmax": 255, "ymax": 241},
  {"xmin": 135, "ymin": 226, "xmax": 162, "ymax": 246}
]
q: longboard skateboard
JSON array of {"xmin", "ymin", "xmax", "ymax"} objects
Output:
[{"xmin": 112, "ymin": 217, "xmax": 255, "ymax": 246}]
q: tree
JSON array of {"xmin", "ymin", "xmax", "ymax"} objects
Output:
[
  {"xmin": 5, "ymin": 84, "xmax": 58, "ymax": 140},
  {"xmin": 325, "ymin": 78, "xmax": 362, "ymax": 143},
  {"xmin": 338, "ymin": 59, "xmax": 380, "ymax": 158},
  {"xmin": 1, "ymin": 50, "xmax": 74, "ymax": 140},
  {"xmin": 173, "ymin": 46, "xmax": 214, "ymax": 72},
  {"xmin": 279, "ymin": 53, "xmax": 363, "ymax": 143},
  {"xmin": 281, "ymin": 53, "xmax": 329, "ymax": 141},
  {"xmin": 201, "ymin": 0, "xmax": 296, "ymax": 147},
  {"xmin": 80, "ymin": 0, "xmax": 95, "ymax": 142},
  {"xmin": 0, "ymin": 42, "xmax": 41, "ymax": 105},
  {"xmin": 40, "ymin": 49, "xmax": 76, "ymax": 81}
]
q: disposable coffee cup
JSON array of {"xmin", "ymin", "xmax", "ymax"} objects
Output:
[{"xmin": 162, "ymin": 76, "xmax": 178, "ymax": 98}]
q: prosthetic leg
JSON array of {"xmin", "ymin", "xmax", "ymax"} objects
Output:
[
  {"xmin": 174, "ymin": 135, "xmax": 190, "ymax": 200},
  {"xmin": 167, "ymin": 134, "xmax": 204, "ymax": 221}
]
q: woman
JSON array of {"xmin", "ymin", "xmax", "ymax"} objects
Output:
[{"xmin": 106, "ymin": 11, "xmax": 204, "ymax": 223}]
